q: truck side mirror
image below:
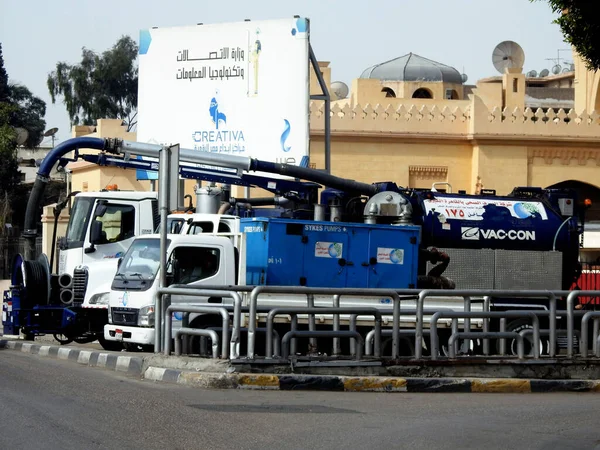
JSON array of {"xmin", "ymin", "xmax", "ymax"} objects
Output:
[
  {"xmin": 170, "ymin": 259, "xmax": 181, "ymax": 285},
  {"xmin": 93, "ymin": 200, "xmax": 108, "ymax": 218},
  {"xmin": 90, "ymin": 220, "xmax": 104, "ymax": 245},
  {"xmin": 117, "ymin": 257, "xmax": 123, "ymax": 268}
]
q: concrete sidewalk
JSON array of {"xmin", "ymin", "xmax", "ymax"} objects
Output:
[{"xmin": 3, "ymin": 339, "xmax": 600, "ymax": 393}]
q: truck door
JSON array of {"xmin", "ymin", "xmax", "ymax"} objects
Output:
[
  {"xmin": 83, "ymin": 201, "xmax": 137, "ymax": 265},
  {"xmin": 169, "ymin": 245, "xmax": 227, "ymax": 306}
]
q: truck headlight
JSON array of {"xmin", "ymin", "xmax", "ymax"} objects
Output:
[
  {"xmin": 138, "ymin": 305, "xmax": 155, "ymax": 327},
  {"xmin": 89, "ymin": 292, "xmax": 110, "ymax": 305}
]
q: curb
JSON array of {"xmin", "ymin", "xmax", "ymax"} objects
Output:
[
  {"xmin": 143, "ymin": 367, "xmax": 600, "ymax": 393},
  {"xmin": 4, "ymin": 339, "xmax": 600, "ymax": 393},
  {"xmin": 0, "ymin": 340, "xmax": 144, "ymax": 376}
]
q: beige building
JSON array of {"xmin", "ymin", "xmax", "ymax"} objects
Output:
[{"xmin": 52, "ymin": 49, "xmax": 600, "ymax": 261}]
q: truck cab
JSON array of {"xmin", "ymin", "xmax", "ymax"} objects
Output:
[
  {"xmin": 104, "ymin": 234, "xmax": 239, "ymax": 348},
  {"xmin": 58, "ymin": 191, "xmax": 159, "ymax": 307}
]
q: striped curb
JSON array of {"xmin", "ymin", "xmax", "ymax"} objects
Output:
[
  {"xmin": 143, "ymin": 367, "xmax": 600, "ymax": 393},
  {"xmin": 4, "ymin": 339, "xmax": 600, "ymax": 393},
  {"xmin": 0, "ymin": 340, "xmax": 144, "ymax": 376}
]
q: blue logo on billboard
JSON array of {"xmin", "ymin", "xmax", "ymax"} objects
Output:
[
  {"xmin": 209, "ymin": 97, "xmax": 227, "ymax": 129},
  {"xmin": 192, "ymin": 94, "xmax": 246, "ymax": 154},
  {"xmin": 281, "ymin": 119, "xmax": 291, "ymax": 152}
]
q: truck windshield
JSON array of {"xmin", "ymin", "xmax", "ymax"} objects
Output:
[
  {"xmin": 64, "ymin": 197, "xmax": 94, "ymax": 248},
  {"xmin": 155, "ymin": 218, "xmax": 185, "ymax": 234},
  {"xmin": 115, "ymin": 238, "xmax": 166, "ymax": 281}
]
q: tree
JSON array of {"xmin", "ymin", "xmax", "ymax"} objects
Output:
[
  {"xmin": 0, "ymin": 44, "xmax": 9, "ymax": 103},
  {"xmin": 0, "ymin": 43, "xmax": 48, "ymax": 230},
  {"xmin": 47, "ymin": 35, "xmax": 139, "ymax": 131},
  {"xmin": 533, "ymin": 1, "xmax": 600, "ymax": 71}
]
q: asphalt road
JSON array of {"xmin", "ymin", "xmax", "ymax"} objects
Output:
[{"xmin": 1, "ymin": 350, "xmax": 600, "ymax": 450}]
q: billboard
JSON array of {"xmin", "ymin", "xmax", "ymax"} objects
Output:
[{"xmin": 136, "ymin": 17, "xmax": 311, "ymax": 180}]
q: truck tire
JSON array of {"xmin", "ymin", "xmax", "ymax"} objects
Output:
[
  {"xmin": 497, "ymin": 318, "xmax": 549, "ymax": 357},
  {"xmin": 98, "ymin": 336, "xmax": 124, "ymax": 351},
  {"xmin": 21, "ymin": 260, "xmax": 49, "ymax": 307},
  {"xmin": 53, "ymin": 333, "xmax": 74, "ymax": 345}
]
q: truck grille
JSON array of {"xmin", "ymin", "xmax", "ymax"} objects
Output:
[
  {"xmin": 112, "ymin": 307, "xmax": 138, "ymax": 326},
  {"xmin": 72, "ymin": 267, "xmax": 89, "ymax": 303}
]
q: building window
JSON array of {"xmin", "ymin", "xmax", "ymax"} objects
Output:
[
  {"xmin": 445, "ymin": 89, "xmax": 459, "ymax": 100},
  {"xmin": 381, "ymin": 87, "xmax": 396, "ymax": 98},
  {"xmin": 412, "ymin": 88, "xmax": 433, "ymax": 99},
  {"xmin": 513, "ymin": 78, "xmax": 518, "ymax": 93}
]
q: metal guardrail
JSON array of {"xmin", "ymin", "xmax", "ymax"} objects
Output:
[
  {"xmin": 430, "ymin": 311, "xmax": 541, "ymax": 360},
  {"xmin": 281, "ymin": 330, "xmax": 364, "ymax": 360},
  {"xmin": 164, "ymin": 305, "xmax": 229, "ymax": 357},
  {"xmin": 151, "ymin": 285, "xmax": 600, "ymax": 362},
  {"xmin": 265, "ymin": 307, "xmax": 382, "ymax": 358}
]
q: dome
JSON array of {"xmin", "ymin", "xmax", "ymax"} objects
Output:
[{"xmin": 360, "ymin": 53, "xmax": 463, "ymax": 84}]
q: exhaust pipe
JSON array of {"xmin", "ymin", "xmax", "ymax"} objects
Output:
[
  {"xmin": 60, "ymin": 289, "xmax": 73, "ymax": 305},
  {"xmin": 58, "ymin": 273, "xmax": 72, "ymax": 289}
]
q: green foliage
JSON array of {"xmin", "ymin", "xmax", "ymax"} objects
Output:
[
  {"xmin": 47, "ymin": 35, "xmax": 139, "ymax": 130},
  {"xmin": 7, "ymin": 84, "xmax": 46, "ymax": 148},
  {"xmin": 0, "ymin": 42, "xmax": 50, "ymax": 230},
  {"xmin": 0, "ymin": 44, "xmax": 9, "ymax": 103},
  {"xmin": 532, "ymin": 1, "xmax": 600, "ymax": 71}
]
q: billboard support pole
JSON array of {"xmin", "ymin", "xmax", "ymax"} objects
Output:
[{"xmin": 309, "ymin": 44, "xmax": 331, "ymax": 175}]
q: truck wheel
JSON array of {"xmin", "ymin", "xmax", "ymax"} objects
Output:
[
  {"xmin": 98, "ymin": 336, "xmax": 124, "ymax": 351},
  {"xmin": 53, "ymin": 333, "xmax": 73, "ymax": 345},
  {"xmin": 497, "ymin": 319, "xmax": 549, "ymax": 357}
]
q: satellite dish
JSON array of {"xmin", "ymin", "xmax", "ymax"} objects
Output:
[
  {"xmin": 43, "ymin": 127, "xmax": 58, "ymax": 137},
  {"xmin": 492, "ymin": 40, "xmax": 525, "ymax": 74},
  {"xmin": 461, "ymin": 73, "xmax": 468, "ymax": 83},
  {"xmin": 562, "ymin": 67, "xmax": 571, "ymax": 74},
  {"xmin": 527, "ymin": 70, "xmax": 538, "ymax": 78},
  {"xmin": 330, "ymin": 81, "xmax": 349, "ymax": 100},
  {"xmin": 539, "ymin": 68, "xmax": 550, "ymax": 77},
  {"xmin": 551, "ymin": 64, "xmax": 562, "ymax": 75},
  {"xmin": 14, "ymin": 128, "xmax": 29, "ymax": 146}
]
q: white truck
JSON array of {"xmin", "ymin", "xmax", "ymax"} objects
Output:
[
  {"xmin": 104, "ymin": 225, "xmax": 477, "ymax": 357},
  {"xmin": 44, "ymin": 189, "xmax": 238, "ymax": 348}
]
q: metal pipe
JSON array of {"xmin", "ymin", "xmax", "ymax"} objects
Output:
[
  {"xmin": 332, "ymin": 294, "xmax": 341, "ymax": 355},
  {"xmin": 265, "ymin": 307, "xmax": 381, "ymax": 358},
  {"xmin": 290, "ymin": 314, "xmax": 298, "ymax": 356},
  {"xmin": 464, "ymin": 296, "xmax": 471, "ymax": 351},
  {"xmin": 499, "ymin": 318, "xmax": 507, "ymax": 355},
  {"xmin": 429, "ymin": 311, "xmax": 540, "ymax": 360},
  {"xmin": 282, "ymin": 331, "xmax": 364, "ymax": 360},
  {"xmin": 449, "ymin": 332, "xmax": 524, "ymax": 359},
  {"xmin": 248, "ymin": 286, "xmax": 408, "ymax": 360},
  {"xmin": 349, "ymin": 315, "xmax": 357, "ymax": 356},
  {"xmin": 181, "ymin": 312, "xmax": 190, "ymax": 355},
  {"xmin": 451, "ymin": 318, "xmax": 459, "ymax": 356},
  {"xmin": 581, "ymin": 311, "xmax": 600, "ymax": 357},
  {"xmin": 417, "ymin": 289, "xmax": 565, "ymax": 360},
  {"xmin": 164, "ymin": 305, "xmax": 229, "ymax": 358},
  {"xmin": 158, "ymin": 287, "xmax": 242, "ymax": 358},
  {"xmin": 161, "ymin": 294, "xmax": 171, "ymax": 353},
  {"xmin": 307, "ymin": 294, "xmax": 316, "ymax": 351},
  {"xmin": 365, "ymin": 329, "xmax": 432, "ymax": 356},
  {"xmin": 594, "ymin": 318, "xmax": 600, "ymax": 356},
  {"xmin": 23, "ymin": 137, "xmax": 118, "ymax": 260},
  {"xmin": 309, "ymin": 44, "xmax": 331, "ymax": 175},
  {"xmin": 157, "ymin": 146, "xmax": 169, "ymax": 353},
  {"xmin": 483, "ymin": 296, "xmax": 491, "ymax": 356},
  {"xmin": 153, "ymin": 290, "xmax": 162, "ymax": 353},
  {"xmin": 548, "ymin": 294, "xmax": 557, "ymax": 358},
  {"xmin": 174, "ymin": 328, "xmax": 219, "ymax": 358}
]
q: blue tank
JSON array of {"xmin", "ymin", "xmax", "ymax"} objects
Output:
[{"xmin": 411, "ymin": 188, "xmax": 580, "ymax": 253}]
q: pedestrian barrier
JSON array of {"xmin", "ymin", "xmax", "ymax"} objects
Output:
[{"xmin": 154, "ymin": 286, "xmax": 600, "ymax": 363}]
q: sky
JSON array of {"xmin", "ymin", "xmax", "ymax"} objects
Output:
[{"xmin": 0, "ymin": 0, "xmax": 569, "ymax": 147}]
